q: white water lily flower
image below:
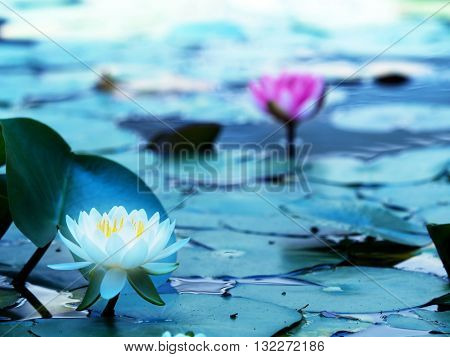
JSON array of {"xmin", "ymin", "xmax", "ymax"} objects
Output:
[{"xmin": 48, "ymin": 206, "xmax": 188, "ymax": 300}]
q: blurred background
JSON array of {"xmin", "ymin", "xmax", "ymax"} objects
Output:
[{"xmin": 0, "ymin": 0, "xmax": 448, "ymax": 160}]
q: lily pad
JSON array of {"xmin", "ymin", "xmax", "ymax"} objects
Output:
[
  {"xmin": 305, "ymin": 147, "xmax": 450, "ymax": 185},
  {"xmin": 282, "ymin": 198, "xmax": 429, "ymax": 247},
  {"xmin": 330, "ymin": 104, "xmax": 450, "ymax": 133},
  {"xmin": 386, "ymin": 309, "xmax": 450, "ymax": 334},
  {"xmin": 287, "ymin": 312, "xmax": 372, "ymax": 337},
  {"xmin": 175, "ymin": 230, "xmax": 344, "ymax": 277},
  {"xmin": 232, "ymin": 267, "xmax": 449, "ymax": 313},
  {"xmin": 360, "ymin": 182, "xmax": 450, "ymax": 211},
  {"xmin": 17, "ymin": 293, "xmax": 302, "ymax": 337},
  {"xmin": 145, "ymin": 150, "xmax": 296, "ymax": 187},
  {"xmin": 417, "ymin": 206, "xmax": 450, "ymax": 225}
]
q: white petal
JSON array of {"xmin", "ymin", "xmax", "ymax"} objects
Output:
[
  {"xmin": 58, "ymin": 232, "xmax": 91, "ymax": 262},
  {"xmin": 80, "ymin": 231, "xmax": 108, "ymax": 263},
  {"xmin": 120, "ymin": 238, "xmax": 149, "ymax": 269},
  {"xmin": 100, "ymin": 268, "xmax": 127, "ymax": 299},
  {"xmin": 151, "ymin": 238, "xmax": 190, "ymax": 262},
  {"xmin": 142, "ymin": 262, "xmax": 179, "ymax": 275},
  {"xmin": 146, "ymin": 219, "xmax": 174, "ymax": 260},
  {"xmin": 112, "ymin": 206, "xmax": 127, "ymax": 222},
  {"xmin": 48, "ymin": 261, "xmax": 92, "ymax": 270},
  {"xmin": 104, "ymin": 233, "xmax": 127, "ymax": 266},
  {"xmin": 119, "ymin": 221, "xmax": 136, "ymax": 243},
  {"xmin": 89, "ymin": 208, "xmax": 102, "ymax": 222},
  {"xmin": 66, "ymin": 215, "xmax": 82, "ymax": 245}
]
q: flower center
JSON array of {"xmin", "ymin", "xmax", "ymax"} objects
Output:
[{"xmin": 97, "ymin": 217, "xmax": 145, "ymax": 238}]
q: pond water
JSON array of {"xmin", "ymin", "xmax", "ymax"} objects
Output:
[{"xmin": 0, "ymin": 0, "xmax": 450, "ymax": 336}]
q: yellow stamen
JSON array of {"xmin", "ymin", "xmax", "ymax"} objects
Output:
[{"xmin": 97, "ymin": 216, "xmax": 144, "ymax": 238}]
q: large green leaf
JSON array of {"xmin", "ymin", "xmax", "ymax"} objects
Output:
[
  {"xmin": 282, "ymin": 198, "xmax": 429, "ymax": 247},
  {"xmin": 0, "ymin": 118, "xmax": 171, "ymax": 251},
  {"xmin": 232, "ymin": 267, "xmax": 449, "ymax": 314}
]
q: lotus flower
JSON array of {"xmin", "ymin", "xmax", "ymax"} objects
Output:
[
  {"xmin": 49, "ymin": 206, "xmax": 188, "ymax": 307},
  {"xmin": 249, "ymin": 73, "xmax": 325, "ymax": 156}
]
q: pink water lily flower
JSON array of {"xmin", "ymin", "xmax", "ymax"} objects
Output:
[{"xmin": 249, "ymin": 72, "xmax": 325, "ymax": 122}]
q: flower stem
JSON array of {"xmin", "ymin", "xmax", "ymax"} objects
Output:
[
  {"xmin": 12, "ymin": 242, "xmax": 51, "ymax": 286},
  {"xmin": 102, "ymin": 294, "xmax": 120, "ymax": 318},
  {"xmin": 286, "ymin": 121, "xmax": 297, "ymax": 158}
]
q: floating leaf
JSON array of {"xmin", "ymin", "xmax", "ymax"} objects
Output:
[
  {"xmin": 149, "ymin": 123, "xmax": 222, "ymax": 154},
  {"xmin": 16, "ymin": 293, "xmax": 302, "ymax": 337},
  {"xmin": 233, "ymin": 267, "xmax": 449, "ymax": 313},
  {"xmin": 360, "ymin": 182, "xmax": 450, "ymax": 211},
  {"xmin": 386, "ymin": 310, "xmax": 450, "ymax": 334},
  {"xmin": 330, "ymin": 104, "xmax": 450, "ymax": 133},
  {"xmin": 305, "ymin": 147, "xmax": 450, "ymax": 185},
  {"xmin": 287, "ymin": 312, "xmax": 372, "ymax": 337},
  {"xmin": 282, "ymin": 198, "xmax": 429, "ymax": 247},
  {"xmin": 176, "ymin": 230, "xmax": 343, "ymax": 277}
]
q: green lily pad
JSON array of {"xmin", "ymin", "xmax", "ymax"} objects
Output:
[
  {"xmin": 145, "ymin": 150, "xmax": 296, "ymax": 187},
  {"xmin": 15, "ymin": 293, "xmax": 302, "ymax": 337},
  {"xmin": 386, "ymin": 309, "xmax": 450, "ymax": 334},
  {"xmin": 175, "ymin": 230, "xmax": 343, "ymax": 277},
  {"xmin": 172, "ymin": 190, "xmax": 355, "ymax": 237},
  {"xmin": 330, "ymin": 104, "xmax": 450, "ymax": 133},
  {"xmin": 305, "ymin": 147, "xmax": 450, "ymax": 186},
  {"xmin": 417, "ymin": 206, "xmax": 450, "ymax": 224},
  {"xmin": 232, "ymin": 267, "xmax": 449, "ymax": 313},
  {"xmin": 287, "ymin": 312, "xmax": 372, "ymax": 337},
  {"xmin": 360, "ymin": 182, "xmax": 450, "ymax": 211},
  {"xmin": 149, "ymin": 123, "xmax": 222, "ymax": 154},
  {"xmin": 282, "ymin": 198, "xmax": 429, "ymax": 247}
]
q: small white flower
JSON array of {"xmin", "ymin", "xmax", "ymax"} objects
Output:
[{"xmin": 48, "ymin": 206, "xmax": 188, "ymax": 300}]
